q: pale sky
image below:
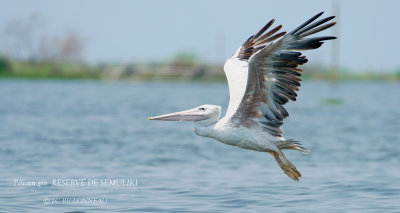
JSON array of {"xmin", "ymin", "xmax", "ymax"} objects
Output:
[{"xmin": 1, "ymin": 0, "xmax": 399, "ymax": 72}]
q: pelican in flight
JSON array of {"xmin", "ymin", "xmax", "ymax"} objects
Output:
[{"xmin": 149, "ymin": 12, "xmax": 336, "ymax": 181}]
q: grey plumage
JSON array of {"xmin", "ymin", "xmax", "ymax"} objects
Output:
[{"xmin": 231, "ymin": 12, "xmax": 336, "ymax": 137}]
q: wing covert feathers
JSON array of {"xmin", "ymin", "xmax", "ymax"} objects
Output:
[{"xmin": 231, "ymin": 12, "xmax": 336, "ymax": 137}]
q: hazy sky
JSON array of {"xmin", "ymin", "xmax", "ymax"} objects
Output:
[{"xmin": 1, "ymin": 0, "xmax": 399, "ymax": 71}]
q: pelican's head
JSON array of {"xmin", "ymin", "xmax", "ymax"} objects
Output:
[{"xmin": 149, "ymin": 104, "xmax": 221, "ymax": 126}]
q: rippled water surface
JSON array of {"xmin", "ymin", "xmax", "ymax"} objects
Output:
[{"xmin": 0, "ymin": 79, "xmax": 399, "ymax": 212}]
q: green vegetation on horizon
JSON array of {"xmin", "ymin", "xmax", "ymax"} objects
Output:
[{"xmin": 0, "ymin": 56, "xmax": 399, "ymax": 82}]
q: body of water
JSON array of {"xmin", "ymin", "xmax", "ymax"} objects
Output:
[{"xmin": 0, "ymin": 79, "xmax": 399, "ymax": 212}]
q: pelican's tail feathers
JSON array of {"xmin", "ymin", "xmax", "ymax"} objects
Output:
[{"xmin": 277, "ymin": 139, "xmax": 309, "ymax": 154}]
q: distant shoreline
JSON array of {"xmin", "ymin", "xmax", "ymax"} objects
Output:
[{"xmin": 1, "ymin": 59, "xmax": 399, "ymax": 82}]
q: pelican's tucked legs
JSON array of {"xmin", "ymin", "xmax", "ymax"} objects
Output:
[{"xmin": 271, "ymin": 151, "xmax": 302, "ymax": 181}]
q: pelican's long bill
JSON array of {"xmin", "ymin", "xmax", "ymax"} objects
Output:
[{"xmin": 149, "ymin": 108, "xmax": 207, "ymax": 121}]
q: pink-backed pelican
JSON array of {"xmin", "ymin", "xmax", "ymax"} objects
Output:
[{"xmin": 149, "ymin": 12, "xmax": 336, "ymax": 181}]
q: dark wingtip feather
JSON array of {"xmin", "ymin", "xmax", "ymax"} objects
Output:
[
  {"xmin": 296, "ymin": 16, "xmax": 336, "ymax": 36},
  {"xmin": 253, "ymin": 19, "xmax": 275, "ymax": 40},
  {"xmin": 290, "ymin": 12, "xmax": 324, "ymax": 34},
  {"xmin": 263, "ymin": 31, "xmax": 286, "ymax": 44},
  {"xmin": 255, "ymin": 25, "xmax": 283, "ymax": 45},
  {"xmin": 300, "ymin": 22, "xmax": 336, "ymax": 37},
  {"xmin": 318, "ymin": 36, "xmax": 337, "ymax": 41}
]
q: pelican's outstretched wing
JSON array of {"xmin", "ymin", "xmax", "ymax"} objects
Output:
[{"xmin": 224, "ymin": 12, "xmax": 336, "ymax": 137}]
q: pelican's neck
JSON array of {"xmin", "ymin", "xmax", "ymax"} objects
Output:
[{"xmin": 193, "ymin": 121, "xmax": 217, "ymax": 137}]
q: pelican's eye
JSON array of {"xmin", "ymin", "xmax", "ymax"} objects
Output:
[{"xmin": 199, "ymin": 107, "xmax": 206, "ymax": 111}]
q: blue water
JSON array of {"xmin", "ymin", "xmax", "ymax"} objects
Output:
[{"xmin": 0, "ymin": 79, "xmax": 399, "ymax": 212}]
